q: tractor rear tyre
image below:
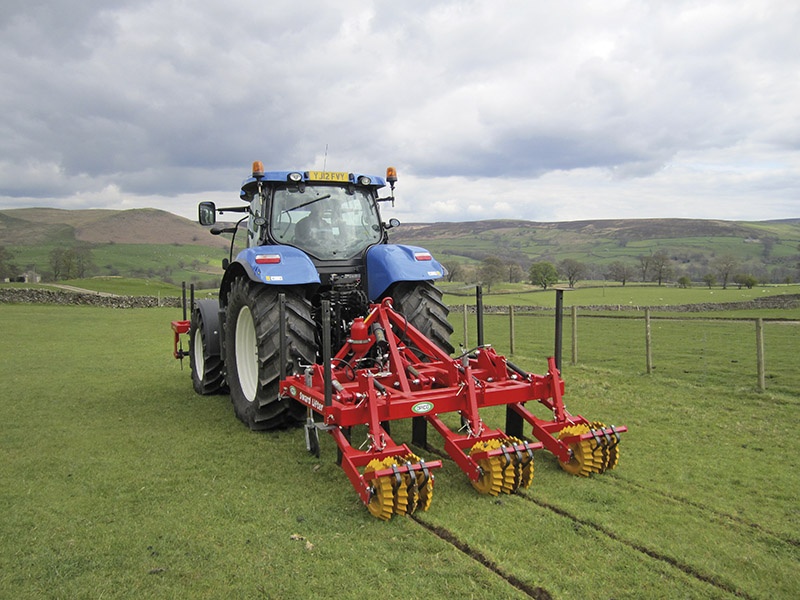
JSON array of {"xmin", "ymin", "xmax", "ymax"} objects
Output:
[
  {"xmin": 225, "ymin": 278, "xmax": 315, "ymax": 431},
  {"xmin": 384, "ymin": 280, "xmax": 454, "ymax": 355},
  {"xmin": 190, "ymin": 301, "xmax": 226, "ymax": 395}
]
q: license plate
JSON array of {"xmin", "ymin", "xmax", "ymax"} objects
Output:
[{"xmin": 307, "ymin": 171, "xmax": 350, "ymax": 182}]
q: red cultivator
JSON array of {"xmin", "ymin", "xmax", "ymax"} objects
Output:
[{"xmin": 280, "ymin": 297, "xmax": 626, "ymax": 520}]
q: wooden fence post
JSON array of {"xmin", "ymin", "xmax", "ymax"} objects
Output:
[
  {"xmin": 509, "ymin": 305, "xmax": 515, "ymax": 355},
  {"xmin": 571, "ymin": 305, "xmax": 578, "ymax": 365},
  {"xmin": 645, "ymin": 308, "xmax": 653, "ymax": 374},
  {"xmin": 756, "ymin": 318, "xmax": 766, "ymax": 391}
]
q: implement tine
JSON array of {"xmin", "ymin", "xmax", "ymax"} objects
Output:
[
  {"xmin": 500, "ymin": 445, "xmax": 512, "ymax": 473},
  {"xmin": 391, "ymin": 463, "xmax": 402, "ymax": 487},
  {"xmin": 511, "ymin": 442, "xmax": 524, "ymax": 463},
  {"xmin": 418, "ymin": 460, "xmax": 430, "ymax": 488},
  {"xmin": 609, "ymin": 425, "xmax": 621, "ymax": 450},
  {"xmin": 590, "ymin": 428, "xmax": 604, "ymax": 454},
  {"xmin": 405, "ymin": 461, "xmax": 417, "ymax": 486}
]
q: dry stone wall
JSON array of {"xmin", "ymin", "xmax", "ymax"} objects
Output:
[
  {"xmin": 0, "ymin": 288, "xmax": 182, "ymax": 308},
  {"xmin": 2, "ymin": 287, "xmax": 798, "ymax": 313},
  {"xmin": 452, "ymin": 294, "xmax": 800, "ymax": 314}
]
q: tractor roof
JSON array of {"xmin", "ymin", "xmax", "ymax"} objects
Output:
[{"xmin": 240, "ymin": 170, "xmax": 386, "ymax": 196}]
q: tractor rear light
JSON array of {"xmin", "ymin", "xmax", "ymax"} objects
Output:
[
  {"xmin": 357, "ymin": 175, "xmax": 371, "ymax": 186},
  {"xmin": 414, "ymin": 252, "xmax": 432, "ymax": 261},
  {"xmin": 255, "ymin": 254, "xmax": 281, "ymax": 264},
  {"xmin": 288, "ymin": 172, "xmax": 303, "ymax": 182},
  {"xmin": 252, "ymin": 161, "xmax": 265, "ymax": 177}
]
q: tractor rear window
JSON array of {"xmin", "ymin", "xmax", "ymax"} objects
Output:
[{"xmin": 271, "ymin": 185, "xmax": 382, "ymax": 260}]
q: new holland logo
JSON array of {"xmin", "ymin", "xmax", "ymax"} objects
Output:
[{"xmin": 411, "ymin": 401, "xmax": 434, "ymax": 414}]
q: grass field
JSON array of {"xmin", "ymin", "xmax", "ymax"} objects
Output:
[
  {"xmin": 392, "ymin": 218, "xmax": 800, "ymax": 276},
  {"xmin": 1, "ymin": 301, "xmax": 798, "ymax": 599},
  {"xmin": 5, "ymin": 242, "xmax": 229, "ymax": 286},
  {"xmin": 441, "ymin": 282, "xmax": 800, "ymax": 308},
  {"xmin": 1, "ymin": 278, "xmax": 220, "ymax": 299}
]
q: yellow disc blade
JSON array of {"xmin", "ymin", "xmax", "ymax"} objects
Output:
[{"xmin": 365, "ymin": 458, "xmax": 394, "ymax": 520}]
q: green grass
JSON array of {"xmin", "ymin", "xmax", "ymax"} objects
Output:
[
  {"xmin": 443, "ymin": 283, "xmax": 800, "ymax": 308},
  {"xmin": 2, "ymin": 303, "xmax": 799, "ymax": 598},
  {"xmin": 53, "ymin": 277, "xmax": 185, "ymax": 297},
  {"xmin": 398, "ymin": 218, "xmax": 800, "ymax": 276},
  {"xmin": 6, "ymin": 242, "xmax": 229, "ymax": 284}
]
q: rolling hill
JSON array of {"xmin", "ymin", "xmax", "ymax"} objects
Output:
[
  {"xmin": 389, "ymin": 217, "xmax": 800, "ymax": 282},
  {"xmin": 2, "ymin": 207, "xmax": 799, "ymax": 284},
  {"xmin": 0, "ymin": 207, "xmax": 228, "ymax": 248}
]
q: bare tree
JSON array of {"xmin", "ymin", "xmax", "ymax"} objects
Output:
[
  {"xmin": 479, "ymin": 256, "xmax": 505, "ymax": 292},
  {"xmin": 442, "ymin": 261, "xmax": 464, "ymax": 283},
  {"xmin": 49, "ymin": 247, "xmax": 66, "ymax": 280},
  {"xmin": 558, "ymin": 258, "xmax": 587, "ymax": 287},
  {"xmin": 650, "ymin": 250, "xmax": 673, "ymax": 286},
  {"xmin": 712, "ymin": 254, "xmax": 738, "ymax": 289},
  {"xmin": 607, "ymin": 261, "xmax": 635, "ymax": 286},
  {"xmin": 507, "ymin": 264, "xmax": 525, "ymax": 284},
  {"xmin": 0, "ymin": 246, "xmax": 18, "ymax": 280},
  {"xmin": 638, "ymin": 254, "xmax": 651, "ymax": 282},
  {"xmin": 72, "ymin": 247, "xmax": 95, "ymax": 279}
]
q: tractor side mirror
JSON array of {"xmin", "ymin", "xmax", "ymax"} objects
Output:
[{"xmin": 198, "ymin": 202, "xmax": 217, "ymax": 226}]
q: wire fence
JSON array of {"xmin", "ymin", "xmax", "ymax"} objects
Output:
[{"xmin": 450, "ymin": 305, "xmax": 799, "ymax": 396}]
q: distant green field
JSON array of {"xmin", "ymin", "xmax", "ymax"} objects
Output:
[
  {"xmin": 2, "ymin": 301, "xmax": 798, "ymax": 599},
  {"xmin": 406, "ymin": 229, "xmax": 799, "ymax": 267},
  {"xmin": 56, "ymin": 277, "xmax": 185, "ymax": 297},
  {"xmin": 5, "ymin": 241, "xmax": 231, "ymax": 285},
  {"xmin": 442, "ymin": 282, "xmax": 800, "ymax": 308}
]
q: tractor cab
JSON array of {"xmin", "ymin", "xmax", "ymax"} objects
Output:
[
  {"xmin": 269, "ymin": 181, "xmax": 382, "ymax": 261},
  {"xmin": 199, "ymin": 163, "xmax": 400, "ymax": 279}
]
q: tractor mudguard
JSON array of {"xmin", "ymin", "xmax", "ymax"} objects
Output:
[
  {"xmin": 233, "ymin": 246, "xmax": 321, "ymax": 286},
  {"xmin": 194, "ymin": 298, "xmax": 222, "ymax": 357},
  {"xmin": 366, "ymin": 244, "xmax": 445, "ymax": 301}
]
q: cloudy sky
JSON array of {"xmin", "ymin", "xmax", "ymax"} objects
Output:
[{"xmin": 1, "ymin": 0, "xmax": 798, "ymax": 224}]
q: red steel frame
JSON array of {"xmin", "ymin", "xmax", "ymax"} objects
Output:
[
  {"xmin": 279, "ymin": 298, "xmax": 626, "ymax": 505},
  {"xmin": 171, "ymin": 320, "xmax": 190, "ymax": 359}
]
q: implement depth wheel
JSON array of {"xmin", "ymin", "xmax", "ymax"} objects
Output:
[
  {"xmin": 557, "ymin": 424, "xmax": 604, "ymax": 477},
  {"xmin": 189, "ymin": 300, "xmax": 226, "ymax": 395},
  {"xmin": 225, "ymin": 278, "xmax": 315, "ymax": 431},
  {"xmin": 469, "ymin": 440, "xmax": 515, "ymax": 496},
  {"xmin": 365, "ymin": 459, "xmax": 395, "ymax": 521},
  {"xmin": 588, "ymin": 421, "xmax": 620, "ymax": 472},
  {"xmin": 394, "ymin": 453, "xmax": 434, "ymax": 515}
]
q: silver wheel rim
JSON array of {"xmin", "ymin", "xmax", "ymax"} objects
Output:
[
  {"xmin": 193, "ymin": 326, "xmax": 205, "ymax": 376},
  {"xmin": 235, "ymin": 305, "xmax": 258, "ymax": 402}
]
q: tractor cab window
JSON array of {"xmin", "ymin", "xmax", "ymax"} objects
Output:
[{"xmin": 270, "ymin": 185, "xmax": 382, "ymax": 260}]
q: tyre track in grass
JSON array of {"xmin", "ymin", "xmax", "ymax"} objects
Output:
[
  {"xmin": 408, "ymin": 443, "xmax": 552, "ymax": 599},
  {"xmin": 418, "ymin": 442, "xmax": 753, "ymax": 600},
  {"xmin": 516, "ymin": 491, "xmax": 757, "ymax": 600},
  {"xmin": 409, "ymin": 514, "xmax": 553, "ymax": 600},
  {"xmin": 599, "ymin": 472, "xmax": 800, "ymax": 548}
]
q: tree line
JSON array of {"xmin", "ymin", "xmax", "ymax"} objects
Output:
[
  {"xmin": 444, "ymin": 249, "xmax": 795, "ymax": 290},
  {"xmin": 0, "ymin": 245, "xmax": 101, "ymax": 282}
]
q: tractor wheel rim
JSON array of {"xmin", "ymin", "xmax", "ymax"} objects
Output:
[
  {"xmin": 235, "ymin": 305, "xmax": 258, "ymax": 402},
  {"xmin": 193, "ymin": 326, "xmax": 205, "ymax": 376}
]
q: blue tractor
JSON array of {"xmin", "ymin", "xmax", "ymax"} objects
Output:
[{"xmin": 190, "ymin": 161, "xmax": 453, "ymax": 430}]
